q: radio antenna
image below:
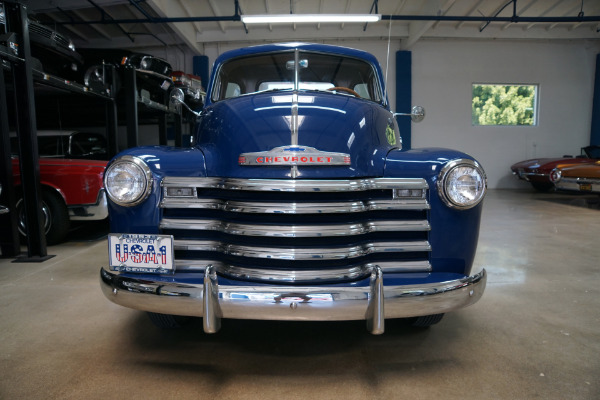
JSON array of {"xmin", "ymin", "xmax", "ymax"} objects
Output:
[{"xmin": 384, "ymin": 16, "xmax": 392, "ymax": 107}]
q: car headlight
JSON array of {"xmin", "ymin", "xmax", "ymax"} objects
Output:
[
  {"xmin": 104, "ymin": 155, "xmax": 153, "ymax": 207},
  {"xmin": 437, "ymin": 159, "xmax": 486, "ymax": 210},
  {"xmin": 549, "ymin": 168, "xmax": 561, "ymax": 183}
]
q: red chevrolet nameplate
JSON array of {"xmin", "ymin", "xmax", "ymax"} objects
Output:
[{"xmin": 239, "ymin": 145, "xmax": 351, "ymax": 166}]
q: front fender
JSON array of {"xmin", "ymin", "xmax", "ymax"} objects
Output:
[
  {"xmin": 106, "ymin": 146, "xmax": 207, "ymax": 233},
  {"xmin": 385, "ymin": 148, "xmax": 484, "ymax": 276}
]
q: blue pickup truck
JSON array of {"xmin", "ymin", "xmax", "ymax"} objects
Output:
[{"xmin": 100, "ymin": 43, "xmax": 487, "ymax": 334}]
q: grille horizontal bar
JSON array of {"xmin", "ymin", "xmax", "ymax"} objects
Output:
[
  {"xmin": 172, "ymin": 260, "xmax": 432, "ymax": 283},
  {"xmin": 175, "ymin": 239, "xmax": 431, "ymax": 260},
  {"xmin": 161, "ymin": 177, "xmax": 429, "ymax": 192},
  {"xmin": 161, "ymin": 218, "xmax": 430, "ymax": 237},
  {"xmin": 160, "ymin": 198, "xmax": 430, "ymax": 212}
]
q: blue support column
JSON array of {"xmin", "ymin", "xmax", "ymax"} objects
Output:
[
  {"xmin": 396, "ymin": 51, "xmax": 412, "ymax": 150},
  {"xmin": 591, "ymin": 54, "xmax": 600, "ymax": 146},
  {"xmin": 193, "ymin": 55, "xmax": 210, "ymax": 92}
]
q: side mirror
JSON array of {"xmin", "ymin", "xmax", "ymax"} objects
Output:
[
  {"xmin": 170, "ymin": 88, "xmax": 201, "ymax": 117},
  {"xmin": 394, "ymin": 106, "xmax": 425, "ymax": 123}
]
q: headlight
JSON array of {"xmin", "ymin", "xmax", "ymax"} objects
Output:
[
  {"xmin": 140, "ymin": 57, "xmax": 150, "ymax": 70},
  {"xmin": 438, "ymin": 159, "xmax": 486, "ymax": 210},
  {"xmin": 549, "ymin": 168, "xmax": 561, "ymax": 183},
  {"xmin": 104, "ymin": 155, "xmax": 153, "ymax": 207}
]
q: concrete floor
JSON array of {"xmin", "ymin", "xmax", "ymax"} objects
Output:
[{"xmin": 0, "ymin": 189, "xmax": 598, "ymax": 400}]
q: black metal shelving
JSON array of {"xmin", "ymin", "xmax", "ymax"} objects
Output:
[{"xmin": 0, "ymin": 1, "xmax": 183, "ymax": 260}]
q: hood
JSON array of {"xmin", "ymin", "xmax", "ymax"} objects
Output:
[
  {"xmin": 559, "ymin": 161, "xmax": 600, "ymax": 178},
  {"xmin": 196, "ymin": 92, "xmax": 394, "ymax": 178},
  {"xmin": 511, "ymin": 157, "xmax": 576, "ymax": 171},
  {"xmin": 516, "ymin": 157, "xmax": 596, "ymax": 172}
]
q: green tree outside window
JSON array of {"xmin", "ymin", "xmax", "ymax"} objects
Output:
[{"xmin": 472, "ymin": 84, "xmax": 537, "ymax": 126}]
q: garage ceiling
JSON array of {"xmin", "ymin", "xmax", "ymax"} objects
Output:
[{"xmin": 25, "ymin": 0, "xmax": 600, "ymax": 54}]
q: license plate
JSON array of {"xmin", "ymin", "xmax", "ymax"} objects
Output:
[
  {"xmin": 108, "ymin": 234, "xmax": 174, "ymax": 273},
  {"xmin": 579, "ymin": 183, "xmax": 592, "ymax": 192}
]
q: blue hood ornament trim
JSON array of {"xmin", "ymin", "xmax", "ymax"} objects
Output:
[{"xmin": 239, "ymin": 145, "xmax": 351, "ymax": 166}]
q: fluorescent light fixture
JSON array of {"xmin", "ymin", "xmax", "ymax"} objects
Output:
[{"xmin": 241, "ymin": 14, "xmax": 382, "ymax": 24}]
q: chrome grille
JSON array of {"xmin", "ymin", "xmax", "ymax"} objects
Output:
[
  {"xmin": 29, "ymin": 22, "xmax": 71, "ymax": 49},
  {"xmin": 159, "ymin": 177, "xmax": 431, "ymax": 284},
  {"xmin": 29, "ymin": 23, "xmax": 53, "ymax": 39}
]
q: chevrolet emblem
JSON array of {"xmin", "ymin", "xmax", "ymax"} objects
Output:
[{"xmin": 239, "ymin": 146, "xmax": 351, "ymax": 166}]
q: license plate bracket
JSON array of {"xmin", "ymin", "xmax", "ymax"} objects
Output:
[{"xmin": 108, "ymin": 233, "xmax": 174, "ymax": 273}]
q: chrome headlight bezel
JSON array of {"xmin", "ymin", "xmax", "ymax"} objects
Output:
[
  {"xmin": 437, "ymin": 159, "xmax": 487, "ymax": 210},
  {"xmin": 549, "ymin": 168, "xmax": 562, "ymax": 183},
  {"xmin": 104, "ymin": 155, "xmax": 153, "ymax": 207},
  {"xmin": 140, "ymin": 56, "xmax": 151, "ymax": 70}
]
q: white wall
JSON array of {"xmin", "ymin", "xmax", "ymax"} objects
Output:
[
  {"xmin": 179, "ymin": 38, "xmax": 600, "ymax": 189},
  {"xmin": 410, "ymin": 39, "xmax": 600, "ymax": 189}
]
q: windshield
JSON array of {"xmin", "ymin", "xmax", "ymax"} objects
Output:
[{"xmin": 212, "ymin": 50, "xmax": 383, "ymax": 104}]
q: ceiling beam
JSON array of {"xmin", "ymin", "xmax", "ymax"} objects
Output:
[
  {"xmin": 177, "ymin": 0, "xmax": 204, "ymax": 35},
  {"xmin": 402, "ymin": 0, "xmax": 453, "ymax": 49},
  {"xmin": 456, "ymin": 0, "xmax": 486, "ymax": 29},
  {"xmin": 525, "ymin": 0, "xmax": 564, "ymax": 31},
  {"xmin": 501, "ymin": 0, "xmax": 538, "ymax": 31},
  {"xmin": 208, "ymin": 0, "xmax": 228, "ymax": 33},
  {"xmin": 70, "ymin": 8, "xmax": 113, "ymax": 40},
  {"xmin": 145, "ymin": 0, "xmax": 204, "ymax": 53}
]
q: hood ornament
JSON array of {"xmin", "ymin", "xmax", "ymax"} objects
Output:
[{"xmin": 239, "ymin": 145, "xmax": 351, "ymax": 166}]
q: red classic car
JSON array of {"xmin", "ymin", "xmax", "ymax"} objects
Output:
[
  {"xmin": 510, "ymin": 145, "xmax": 600, "ymax": 191},
  {"xmin": 11, "ymin": 131, "xmax": 108, "ymax": 244}
]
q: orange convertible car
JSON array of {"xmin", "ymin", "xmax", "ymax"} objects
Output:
[{"xmin": 550, "ymin": 161, "xmax": 600, "ymax": 194}]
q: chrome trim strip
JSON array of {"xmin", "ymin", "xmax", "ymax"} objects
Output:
[
  {"xmin": 160, "ymin": 198, "xmax": 430, "ymax": 212},
  {"xmin": 160, "ymin": 218, "xmax": 430, "ymax": 237},
  {"xmin": 161, "ymin": 177, "xmax": 429, "ymax": 192},
  {"xmin": 69, "ymin": 189, "xmax": 109, "ymax": 221},
  {"xmin": 218, "ymin": 263, "xmax": 369, "ymax": 282},
  {"xmin": 100, "ymin": 267, "xmax": 487, "ymax": 334},
  {"xmin": 174, "ymin": 239, "xmax": 431, "ymax": 260},
  {"xmin": 518, "ymin": 172, "xmax": 548, "ymax": 177},
  {"xmin": 173, "ymin": 260, "xmax": 432, "ymax": 282}
]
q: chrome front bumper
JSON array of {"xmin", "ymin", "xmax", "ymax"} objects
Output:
[
  {"xmin": 555, "ymin": 177, "xmax": 600, "ymax": 193},
  {"xmin": 100, "ymin": 266, "xmax": 486, "ymax": 334}
]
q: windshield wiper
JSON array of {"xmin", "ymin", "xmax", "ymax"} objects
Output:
[{"xmin": 244, "ymin": 88, "xmax": 294, "ymax": 96}]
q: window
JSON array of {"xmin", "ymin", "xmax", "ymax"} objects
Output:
[
  {"xmin": 212, "ymin": 51, "xmax": 383, "ymax": 104},
  {"xmin": 472, "ymin": 84, "xmax": 537, "ymax": 126},
  {"xmin": 70, "ymin": 132, "xmax": 108, "ymax": 159}
]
